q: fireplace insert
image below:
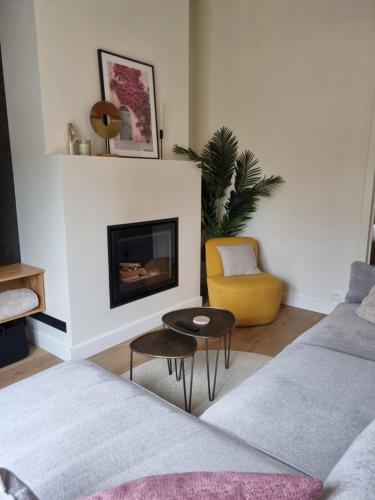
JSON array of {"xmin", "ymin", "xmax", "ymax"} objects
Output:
[{"xmin": 107, "ymin": 218, "xmax": 178, "ymax": 308}]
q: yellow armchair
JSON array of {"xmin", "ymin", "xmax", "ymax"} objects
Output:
[{"xmin": 205, "ymin": 237, "xmax": 282, "ymax": 326}]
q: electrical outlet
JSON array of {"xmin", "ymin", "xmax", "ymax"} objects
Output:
[{"xmin": 332, "ymin": 290, "xmax": 343, "ymax": 302}]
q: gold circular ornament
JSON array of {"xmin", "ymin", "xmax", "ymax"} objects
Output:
[{"xmin": 90, "ymin": 100, "xmax": 122, "ymax": 139}]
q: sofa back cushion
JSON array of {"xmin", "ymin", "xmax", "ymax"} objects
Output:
[
  {"xmin": 322, "ymin": 418, "xmax": 375, "ymax": 499},
  {"xmin": 294, "ymin": 302, "xmax": 375, "ymax": 362},
  {"xmin": 345, "ymin": 261, "xmax": 375, "ymax": 304}
]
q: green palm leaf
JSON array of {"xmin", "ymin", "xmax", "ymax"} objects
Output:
[
  {"xmin": 234, "ymin": 150, "xmax": 262, "ymax": 191},
  {"xmin": 174, "ymin": 127, "xmax": 284, "ymax": 243},
  {"xmin": 200, "ymin": 127, "xmax": 238, "ymax": 197},
  {"xmin": 251, "ymin": 175, "xmax": 284, "ymax": 197},
  {"xmin": 172, "ymin": 145, "xmax": 203, "ymax": 165}
]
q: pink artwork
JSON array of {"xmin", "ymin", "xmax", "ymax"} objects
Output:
[{"xmin": 99, "ymin": 50, "xmax": 159, "ymax": 158}]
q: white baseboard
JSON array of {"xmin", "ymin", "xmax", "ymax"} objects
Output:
[
  {"xmin": 26, "ymin": 317, "xmax": 72, "ymax": 361},
  {"xmin": 283, "ymin": 292, "xmax": 338, "ymax": 315},
  {"xmin": 70, "ymin": 295, "xmax": 203, "ymax": 360},
  {"xmin": 29, "ymin": 293, "xmax": 331, "ymax": 360}
]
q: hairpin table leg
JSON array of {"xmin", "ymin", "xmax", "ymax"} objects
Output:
[
  {"xmin": 174, "ymin": 358, "xmax": 183, "ymax": 381},
  {"xmin": 167, "ymin": 358, "xmax": 173, "ymax": 375},
  {"xmin": 224, "ymin": 330, "xmax": 232, "ymax": 369},
  {"xmin": 205, "ymin": 337, "xmax": 221, "ymax": 401},
  {"xmin": 181, "ymin": 358, "xmax": 188, "ymax": 411},
  {"xmin": 187, "ymin": 354, "xmax": 195, "ymax": 413}
]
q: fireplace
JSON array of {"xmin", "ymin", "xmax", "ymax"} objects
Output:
[{"xmin": 107, "ymin": 218, "xmax": 178, "ymax": 308}]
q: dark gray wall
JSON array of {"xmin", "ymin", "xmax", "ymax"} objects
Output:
[{"xmin": 0, "ymin": 46, "xmax": 20, "ymax": 265}]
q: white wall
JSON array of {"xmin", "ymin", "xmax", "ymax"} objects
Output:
[
  {"xmin": 33, "ymin": 0, "xmax": 190, "ymax": 156},
  {"xmin": 190, "ymin": 0, "xmax": 375, "ymax": 312},
  {"xmin": 4, "ymin": 0, "xmax": 374, "ymax": 358},
  {"xmin": 0, "ymin": 1, "xmax": 71, "ymax": 333},
  {"xmin": 0, "ymin": 0, "xmax": 196, "ymax": 359},
  {"xmin": 59, "ymin": 156, "xmax": 201, "ymax": 356}
]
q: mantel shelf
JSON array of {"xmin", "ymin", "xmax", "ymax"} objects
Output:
[{"xmin": 50, "ymin": 154, "xmax": 188, "ymax": 164}]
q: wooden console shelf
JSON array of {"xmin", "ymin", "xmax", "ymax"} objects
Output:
[{"xmin": 0, "ymin": 263, "xmax": 46, "ymax": 324}]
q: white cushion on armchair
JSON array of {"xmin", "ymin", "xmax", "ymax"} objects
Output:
[{"xmin": 217, "ymin": 244, "xmax": 261, "ymax": 276}]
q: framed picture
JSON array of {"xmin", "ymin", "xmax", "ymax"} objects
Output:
[{"xmin": 98, "ymin": 49, "xmax": 159, "ymax": 158}]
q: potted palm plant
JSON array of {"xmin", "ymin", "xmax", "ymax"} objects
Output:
[
  {"xmin": 174, "ymin": 126, "xmax": 284, "ymax": 243},
  {"xmin": 174, "ymin": 127, "xmax": 284, "ymax": 296}
]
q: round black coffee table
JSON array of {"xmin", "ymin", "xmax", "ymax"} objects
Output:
[
  {"xmin": 162, "ymin": 307, "xmax": 236, "ymax": 401},
  {"xmin": 129, "ymin": 328, "xmax": 197, "ymax": 413}
]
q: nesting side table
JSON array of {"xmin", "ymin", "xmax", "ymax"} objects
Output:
[
  {"xmin": 129, "ymin": 328, "xmax": 197, "ymax": 413},
  {"xmin": 162, "ymin": 307, "xmax": 235, "ymax": 401}
]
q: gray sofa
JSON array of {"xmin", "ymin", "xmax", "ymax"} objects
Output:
[{"xmin": 1, "ymin": 264, "xmax": 375, "ymax": 499}]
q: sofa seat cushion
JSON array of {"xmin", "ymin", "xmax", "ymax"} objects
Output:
[
  {"xmin": 200, "ymin": 344, "xmax": 375, "ymax": 479},
  {"xmin": 295, "ymin": 303, "xmax": 375, "ymax": 361},
  {"xmin": 0, "ymin": 360, "xmax": 300, "ymax": 500},
  {"xmin": 322, "ymin": 418, "xmax": 375, "ymax": 499}
]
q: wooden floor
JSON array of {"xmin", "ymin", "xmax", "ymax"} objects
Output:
[{"xmin": 0, "ymin": 305, "xmax": 324, "ymax": 390}]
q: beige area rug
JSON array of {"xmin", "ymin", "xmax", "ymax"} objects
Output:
[{"xmin": 122, "ymin": 350, "xmax": 271, "ymax": 416}]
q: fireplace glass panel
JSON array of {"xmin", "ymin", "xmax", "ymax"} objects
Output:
[{"xmin": 108, "ymin": 218, "xmax": 178, "ymax": 307}]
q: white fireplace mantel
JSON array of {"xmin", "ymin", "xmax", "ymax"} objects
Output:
[{"xmin": 27, "ymin": 155, "xmax": 202, "ymax": 360}]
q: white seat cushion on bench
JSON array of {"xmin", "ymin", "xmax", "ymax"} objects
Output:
[{"xmin": 0, "ymin": 288, "xmax": 39, "ymax": 321}]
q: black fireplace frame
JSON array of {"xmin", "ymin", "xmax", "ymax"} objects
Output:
[{"xmin": 107, "ymin": 218, "xmax": 179, "ymax": 309}]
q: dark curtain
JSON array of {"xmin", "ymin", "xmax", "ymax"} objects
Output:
[{"xmin": 0, "ymin": 44, "xmax": 20, "ymax": 265}]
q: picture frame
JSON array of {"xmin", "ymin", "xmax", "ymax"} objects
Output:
[{"xmin": 98, "ymin": 49, "xmax": 159, "ymax": 159}]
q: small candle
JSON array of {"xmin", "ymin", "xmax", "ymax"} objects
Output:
[
  {"xmin": 193, "ymin": 315, "xmax": 210, "ymax": 326},
  {"xmin": 79, "ymin": 139, "xmax": 91, "ymax": 155}
]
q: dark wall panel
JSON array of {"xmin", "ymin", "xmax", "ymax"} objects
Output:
[{"xmin": 0, "ymin": 46, "xmax": 20, "ymax": 265}]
